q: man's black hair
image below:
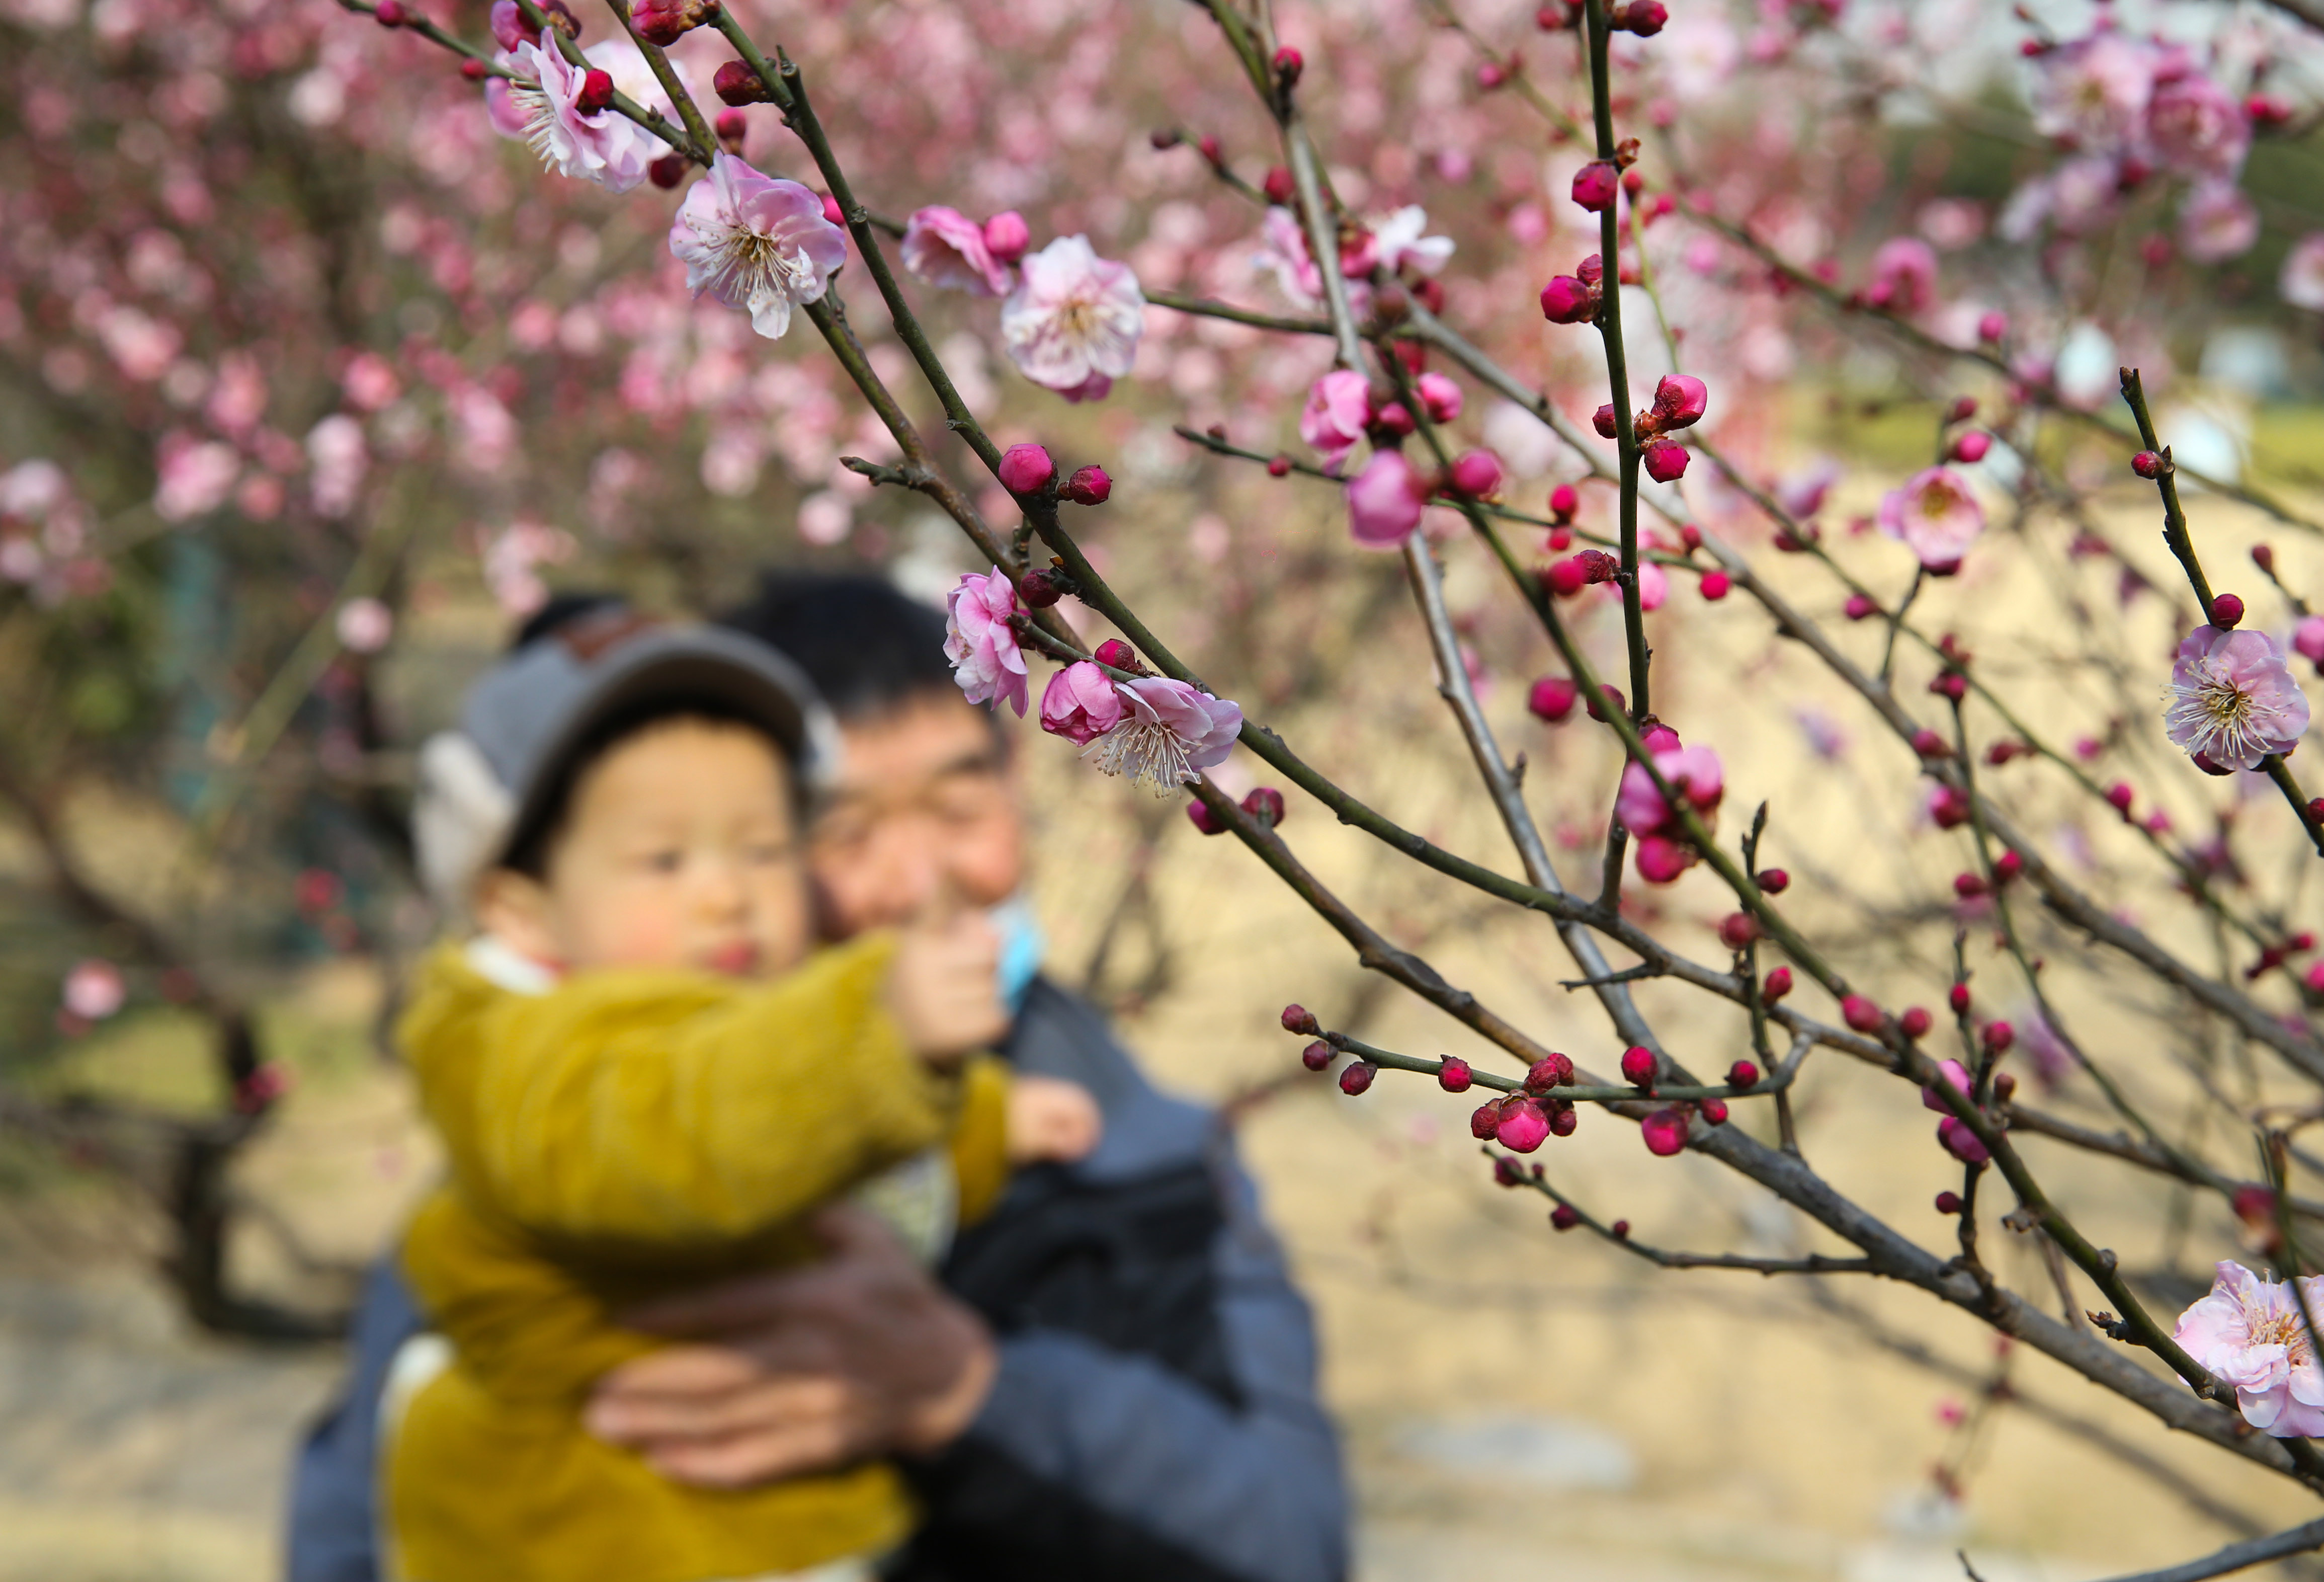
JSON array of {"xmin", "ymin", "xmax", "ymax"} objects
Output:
[
  {"xmin": 717, "ymin": 571, "xmax": 959, "ymax": 724},
  {"xmin": 510, "ymin": 591, "xmax": 625, "ymax": 652}
]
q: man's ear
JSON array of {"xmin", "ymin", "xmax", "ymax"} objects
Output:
[{"xmin": 474, "ymin": 867, "xmax": 561, "ymax": 964}]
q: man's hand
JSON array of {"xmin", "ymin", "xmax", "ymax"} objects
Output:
[{"xmin": 585, "ymin": 1205, "xmax": 998, "ymax": 1489}]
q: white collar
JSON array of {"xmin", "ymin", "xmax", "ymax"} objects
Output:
[{"xmin": 465, "ymin": 934, "xmax": 560, "ymax": 997}]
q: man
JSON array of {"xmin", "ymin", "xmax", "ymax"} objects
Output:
[{"xmin": 288, "ymin": 574, "xmax": 1348, "ymax": 1582}]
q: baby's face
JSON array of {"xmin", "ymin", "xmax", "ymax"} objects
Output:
[{"xmin": 498, "ymin": 718, "xmax": 809, "ymax": 979}]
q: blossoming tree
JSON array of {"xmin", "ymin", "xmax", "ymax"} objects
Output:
[{"xmin": 13, "ymin": 0, "xmax": 2324, "ymax": 1566}]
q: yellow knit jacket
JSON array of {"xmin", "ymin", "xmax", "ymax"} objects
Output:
[{"xmin": 385, "ymin": 934, "xmax": 1011, "ymax": 1582}]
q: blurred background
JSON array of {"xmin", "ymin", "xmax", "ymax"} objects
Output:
[{"xmin": 7, "ymin": 0, "xmax": 2324, "ymax": 1575}]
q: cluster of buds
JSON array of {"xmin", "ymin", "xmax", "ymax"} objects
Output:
[
  {"xmin": 630, "ymin": 0, "xmax": 718, "ymax": 46},
  {"xmin": 1951, "ymin": 850, "xmax": 2024, "ymax": 899},
  {"xmin": 488, "ymin": 0, "xmax": 579, "ymax": 44},
  {"xmin": 1541, "ymin": 546, "xmax": 1622, "ymax": 598},
  {"xmin": 1190, "ymin": 785, "xmax": 1288, "ymax": 837},
  {"xmin": 1470, "ymin": 1052, "xmax": 1582, "ymax": 1153},
  {"xmin": 1540, "ymin": 254, "xmax": 1605, "ymax": 325},
  {"xmin": 1592, "ymin": 374, "xmax": 1706, "ymax": 482},
  {"xmin": 995, "ymin": 443, "xmax": 1112, "ymax": 507},
  {"xmin": 2245, "ymin": 932, "xmax": 2317, "ymax": 983}
]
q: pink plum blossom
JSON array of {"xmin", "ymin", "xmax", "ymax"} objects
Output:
[
  {"xmin": 1496, "ymin": 1099, "xmax": 1550, "ymax": 1153},
  {"xmin": 62, "ymin": 959, "xmax": 125, "ymax": 1021},
  {"xmin": 2175, "ymin": 1261, "xmax": 2324, "ymax": 1437},
  {"xmin": 2180, "ymin": 182, "xmax": 2260, "ymax": 264},
  {"xmin": 1415, "ymin": 372, "xmax": 1462, "ymax": 424},
  {"xmin": 2164, "ymin": 624, "xmax": 2310, "ymax": 772},
  {"xmin": 2294, "ymin": 615, "xmax": 2324, "ymax": 666},
  {"xmin": 1083, "ymin": 676, "xmax": 1242, "ymax": 790},
  {"xmin": 999, "ymin": 235, "xmax": 1144, "ymax": 403},
  {"xmin": 901, "ymin": 205, "xmax": 1013, "ymax": 296},
  {"xmin": 944, "ymin": 566, "xmax": 1029, "ymax": 717},
  {"xmin": 153, "ymin": 437, "xmax": 239, "ymax": 522},
  {"xmin": 2144, "ymin": 70, "xmax": 2249, "ymax": 180},
  {"xmin": 1300, "ymin": 370, "xmax": 1372, "ymax": 471},
  {"xmin": 495, "ymin": 40, "xmax": 659, "ymax": 194},
  {"xmin": 1878, "ymin": 466, "xmax": 1984, "ymax": 573},
  {"xmin": 668, "ymin": 153, "xmax": 849, "ymax": 341},
  {"xmin": 1041, "ymin": 660, "xmax": 1128, "ymax": 745},
  {"xmin": 2282, "ymin": 234, "xmax": 2324, "ymax": 312},
  {"xmin": 1254, "ymin": 206, "xmax": 1325, "ymax": 308},
  {"xmin": 1866, "ymin": 237, "xmax": 1939, "ymax": 315},
  {"xmin": 336, "ymin": 597, "xmax": 394, "ymax": 654},
  {"xmin": 1616, "ymin": 743, "xmax": 1724, "ymax": 835},
  {"xmin": 1345, "ymin": 449, "xmax": 1427, "ymax": 547},
  {"xmin": 2031, "ymin": 34, "xmax": 2157, "ymax": 148}
]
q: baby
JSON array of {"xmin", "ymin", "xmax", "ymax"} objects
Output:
[{"xmin": 385, "ymin": 607, "xmax": 1096, "ymax": 1582}]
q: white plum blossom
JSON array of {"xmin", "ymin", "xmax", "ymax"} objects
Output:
[
  {"xmin": 999, "ymin": 234, "xmax": 1144, "ymax": 403},
  {"xmin": 1363, "ymin": 206, "xmax": 1454, "ymax": 278},
  {"xmin": 668, "ymin": 154, "xmax": 849, "ymax": 341}
]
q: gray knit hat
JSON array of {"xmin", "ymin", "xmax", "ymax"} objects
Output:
[{"xmin": 412, "ymin": 606, "xmax": 839, "ymax": 911}]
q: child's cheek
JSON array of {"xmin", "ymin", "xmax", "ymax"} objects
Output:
[{"xmin": 593, "ymin": 899, "xmax": 687, "ymax": 969}]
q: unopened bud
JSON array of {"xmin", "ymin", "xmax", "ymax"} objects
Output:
[
  {"xmin": 1197, "ymin": 133, "xmax": 1223, "ymax": 164},
  {"xmin": 1548, "ymin": 1101, "xmax": 1579, "ymax": 1138},
  {"xmin": 1612, "ymin": 0, "xmax": 1667, "ymax": 34},
  {"xmin": 1301, "ymin": 1040, "xmax": 1332, "ymax": 1071},
  {"xmin": 1527, "ymin": 675, "xmax": 1579, "ymax": 723},
  {"xmin": 1018, "ymin": 568, "xmax": 1067, "ymax": 609},
  {"xmin": 1550, "ymin": 1202, "xmax": 1582, "ymax": 1230},
  {"xmin": 1641, "ymin": 438, "xmax": 1690, "ymax": 484},
  {"xmin": 713, "ymin": 107, "xmax": 748, "ymax": 146},
  {"xmin": 1699, "ymin": 1097, "xmax": 1728, "ymax": 1126},
  {"xmin": 1949, "ymin": 982, "xmax": 1971, "ymax": 1015},
  {"xmin": 1241, "ymin": 787, "xmax": 1287, "ymax": 828},
  {"xmin": 1762, "ymin": 965, "xmax": 1792, "ymax": 1002},
  {"xmin": 1186, "ymin": 798, "xmax": 1226, "ymax": 836},
  {"xmin": 2105, "ymin": 781, "xmax": 2134, "ymax": 816},
  {"xmin": 374, "ymin": 0, "xmax": 410, "ymax": 25},
  {"xmin": 1844, "ymin": 593, "xmax": 1878, "ymax": 620},
  {"xmin": 1950, "ymin": 431, "xmax": 1991, "ymax": 464},
  {"xmin": 714, "ymin": 59, "xmax": 772, "ymax": 106},
  {"xmin": 1339, "ymin": 1061, "xmax": 1375, "ymax": 1095},
  {"xmin": 1281, "ymin": 1003, "xmax": 1319, "ymax": 1035},
  {"xmin": 1061, "ymin": 464, "xmax": 1112, "ymax": 506},
  {"xmin": 1584, "ymin": 682, "xmax": 1625, "ymax": 721},
  {"xmin": 1497, "ymin": 1097, "xmax": 1551, "ymax": 1153},
  {"xmin": 2130, "ymin": 450, "xmax": 2163, "ymax": 480},
  {"xmin": 1991, "ymin": 1071, "xmax": 2017, "ymax": 1102},
  {"xmin": 1438, "ymin": 1057, "xmax": 1473, "ymax": 1093},
  {"xmin": 1549, "ymin": 482, "xmax": 1579, "ymax": 522},
  {"xmin": 1093, "ymin": 638, "xmax": 1138, "ymax": 671},
  {"xmin": 1954, "ymin": 872, "xmax": 1988, "ymax": 899},
  {"xmin": 1935, "ymin": 1190, "xmax": 1963, "ymax": 1215},
  {"xmin": 631, "ymin": 0, "xmax": 716, "ymax": 45},
  {"xmin": 1262, "ymin": 165, "xmax": 1295, "ymax": 205},
  {"xmin": 1447, "ymin": 449, "xmax": 1504, "ymax": 499},
  {"xmin": 1982, "ymin": 1019, "xmax": 2014, "ymax": 1055},
  {"xmin": 648, "ymin": 153, "xmax": 688, "ymax": 189},
  {"xmin": 1842, "ymin": 994, "xmax": 1883, "ymax": 1034},
  {"xmin": 572, "ymin": 67, "xmax": 615, "ymax": 113},
  {"xmin": 1700, "ymin": 570, "xmax": 1731, "ymax": 600},
  {"xmin": 1755, "ymin": 867, "xmax": 1789, "ymax": 894},
  {"xmin": 1272, "ymin": 45, "xmax": 1303, "ymax": 85},
  {"xmin": 1493, "ymin": 1154, "xmax": 1527, "ymax": 1186},
  {"xmin": 2253, "ymin": 543, "xmax": 2276, "ymax": 575},
  {"xmin": 2210, "ymin": 593, "xmax": 2245, "ymax": 629},
  {"xmin": 998, "ymin": 443, "xmax": 1055, "ymax": 495},
  {"xmin": 1470, "ymin": 1101, "xmax": 1502, "ymax": 1139},
  {"xmin": 1620, "ymin": 1045, "xmax": 1657, "ymax": 1086},
  {"xmin": 1640, "ymin": 1106, "xmax": 1689, "ymax": 1156},
  {"xmin": 1900, "ymin": 1005, "xmax": 1933, "ymax": 1040},
  {"xmin": 1718, "ymin": 912, "xmax": 1759, "ymax": 950},
  {"xmin": 1727, "ymin": 1059, "xmax": 1760, "ymax": 1089},
  {"xmin": 1148, "ymin": 128, "xmax": 1181, "ymax": 150}
]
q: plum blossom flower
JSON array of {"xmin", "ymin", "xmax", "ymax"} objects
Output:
[
  {"xmin": 336, "ymin": 597, "xmax": 394, "ymax": 655},
  {"xmin": 669, "ymin": 153, "xmax": 849, "ymax": 341},
  {"xmin": 944, "ymin": 566, "xmax": 1028, "ymax": 717},
  {"xmin": 901, "ymin": 206, "xmax": 1013, "ymax": 297},
  {"xmin": 1083, "ymin": 676, "xmax": 1242, "ymax": 790},
  {"xmin": 1920, "ymin": 1058, "xmax": 1991, "ymax": 1163},
  {"xmin": 494, "ymin": 40, "xmax": 659, "ymax": 193},
  {"xmin": 1364, "ymin": 206, "xmax": 1455, "ymax": 278},
  {"xmin": 1615, "ymin": 743, "xmax": 1724, "ymax": 836},
  {"xmin": 2164, "ymin": 624, "xmax": 2310, "ymax": 772},
  {"xmin": 2176, "ymin": 1261, "xmax": 2324, "ymax": 1437},
  {"xmin": 2282, "ymin": 234, "xmax": 2324, "ymax": 312},
  {"xmin": 1878, "ymin": 466, "xmax": 1984, "ymax": 573},
  {"xmin": 999, "ymin": 235, "xmax": 1144, "ymax": 403},
  {"xmin": 2180, "ymin": 182, "xmax": 2260, "ymax": 264},
  {"xmin": 1345, "ymin": 449, "xmax": 1427, "ymax": 547},
  {"xmin": 62, "ymin": 959, "xmax": 125, "ymax": 1021},
  {"xmin": 2144, "ymin": 70, "xmax": 2250, "ymax": 180},
  {"xmin": 1040, "ymin": 660, "xmax": 1125, "ymax": 745},
  {"xmin": 1252, "ymin": 207, "xmax": 1373, "ymax": 319},
  {"xmin": 2031, "ymin": 33, "xmax": 2156, "ymax": 148},
  {"xmin": 1866, "ymin": 237, "xmax": 1939, "ymax": 315},
  {"xmin": 1300, "ymin": 370, "xmax": 1372, "ymax": 472},
  {"xmin": 153, "ymin": 437, "xmax": 239, "ymax": 522}
]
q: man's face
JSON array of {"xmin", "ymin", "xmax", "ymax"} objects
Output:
[{"xmin": 809, "ymin": 692, "xmax": 1026, "ymax": 937}]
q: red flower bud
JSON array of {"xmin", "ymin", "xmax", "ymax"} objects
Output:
[
  {"xmin": 1699, "ymin": 1097, "xmax": 1728, "ymax": 1125},
  {"xmin": 648, "ymin": 153, "xmax": 688, "ymax": 189},
  {"xmin": 1978, "ymin": 311, "xmax": 2008, "ymax": 342},
  {"xmin": 1438, "ymin": 1057, "xmax": 1473, "ymax": 1093},
  {"xmin": 573, "ymin": 67, "xmax": 615, "ymax": 113},
  {"xmin": 1197, "ymin": 133, "xmax": 1223, "ymax": 164},
  {"xmin": 2105, "ymin": 781, "xmax": 2134, "ymax": 816},
  {"xmin": 1953, "ymin": 872, "xmax": 1988, "ymax": 899},
  {"xmin": 1497, "ymin": 1097, "xmax": 1550, "ymax": 1152},
  {"xmin": 1019, "ymin": 568, "xmax": 1067, "ymax": 609},
  {"xmin": 1935, "ymin": 1190, "xmax": 1963, "ymax": 1214},
  {"xmin": 1982, "ymin": 1019, "xmax": 2014, "ymax": 1055},
  {"xmin": 1718, "ymin": 912, "xmax": 1759, "ymax": 950},
  {"xmin": 1093, "ymin": 638, "xmax": 1138, "ymax": 671},
  {"xmin": 1548, "ymin": 1102, "xmax": 1579, "ymax": 1138},
  {"xmin": 1727, "ymin": 1060, "xmax": 1760, "ymax": 1089},
  {"xmin": 1592, "ymin": 404, "xmax": 1620, "ymax": 439},
  {"xmin": 1641, "ymin": 1107, "xmax": 1689, "ymax": 1156},
  {"xmin": 1842, "ymin": 994, "xmax": 1883, "ymax": 1034},
  {"xmin": 1240, "ymin": 786, "xmax": 1286, "ymax": 827},
  {"xmin": 1549, "ymin": 482, "xmax": 1579, "ymax": 521},
  {"xmin": 1266, "ymin": 455, "xmax": 1291, "ymax": 478},
  {"xmin": 713, "ymin": 107, "xmax": 748, "ymax": 145},
  {"xmin": 1262, "ymin": 165, "xmax": 1295, "ymax": 205},
  {"xmin": 1543, "ymin": 557, "xmax": 1588, "ymax": 598},
  {"xmin": 1525, "ymin": 1053, "xmax": 1574, "ymax": 1093},
  {"xmin": 2210, "ymin": 593, "xmax": 2245, "ymax": 629},
  {"xmin": 1844, "ymin": 593, "xmax": 1878, "ymax": 620},
  {"xmin": 1930, "ymin": 785, "xmax": 1971, "ymax": 829},
  {"xmin": 1584, "ymin": 682, "xmax": 1625, "ymax": 722},
  {"xmin": 1550, "ymin": 1202, "xmax": 1582, "ymax": 1230},
  {"xmin": 1900, "ymin": 1005, "xmax": 1933, "ymax": 1040},
  {"xmin": 2254, "ymin": 543, "xmax": 2276, "ymax": 574},
  {"xmin": 1340, "ymin": 1061, "xmax": 1375, "ymax": 1095},
  {"xmin": 1751, "ymin": 868, "xmax": 1786, "ymax": 895},
  {"xmin": 1272, "ymin": 45, "xmax": 1303, "ymax": 84},
  {"xmin": 1930, "ymin": 673, "xmax": 1967, "ymax": 701},
  {"xmin": 1620, "ymin": 1045, "xmax": 1657, "ymax": 1086},
  {"xmin": 1447, "ymin": 449, "xmax": 1504, "ymax": 499},
  {"xmin": 1471, "ymin": 1101, "xmax": 1502, "ymax": 1139},
  {"xmin": 374, "ymin": 0, "xmax": 410, "ymax": 24},
  {"xmin": 2131, "ymin": 450, "xmax": 2163, "ymax": 480},
  {"xmin": 1762, "ymin": 966, "xmax": 1792, "ymax": 1002},
  {"xmin": 1992, "ymin": 1071, "xmax": 2017, "ymax": 1102},
  {"xmin": 1949, "ymin": 430, "xmax": 1991, "ymax": 464},
  {"xmin": 1949, "ymin": 982, "xmax": 1971, "ymax": 1015},
  {"xmin": 1547, "ymin": 527, "xmax": 1573, "ymax": 551},
  {"xmin": 1371, "ymin": 401, "xmax": 1415, "ymax": 438},
  {"xmin": 1700, "ymin": 570, "xmax": 1731, "ymax": 600},
  {"xmin": 714, "ymin": 58, "xmax": 771, "ymax": 105},
  {"xmin": 1611, "ymin": 1218, "xmax": 1631, "ymax": 1239},
  {"xmin": 1281, "ymin": 1003, "xmax": 1319, "ymax": 1035},
  {"xmin": 631, "ymin": 0, "xmax": 716, "ymax": 45},
  {"xmin": 999, "ymin": 443, "xmax": 1055, "ymax": 495},
  {"xmin": 1301, "ymin": 1040, "xmax": 1332, "ymax": 1071},
  {"xmin": 1613, "ymin": 0, "xmax": 1667, "ymax": 34},
  {"xmin": 1540, "ymin": 272, "xmax": 1600, "ymax": 324},
  {"xmin": 1493, "ymin": 1154, "xmax": 1527, "ymax": 1186},
  {"xmin": 1526, "ymin": 675, "xmax": 1579, "ymax": 723},
  {"xmin": 1062, "ymin": 464, "xmax": 1112, "ymax": 505},
  {"xmin": 1640, "ymin": 438, "xmax": 1690, "ymax": 484},
  {"xmin": 1572, "ymin": 161, "xmax": 1620, "ymax": 212},
  {"xmin": 1651, "ymin": 373, "xmax": 1708, "ymax": 431}
]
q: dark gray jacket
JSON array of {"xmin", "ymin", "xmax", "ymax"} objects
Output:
[{"xmin": 285, "ymin": 977, "xmax": 1348, "ymax": 1582}]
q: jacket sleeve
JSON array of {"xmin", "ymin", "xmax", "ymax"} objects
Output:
[
  {"xmin": 930, "ymin": 1145, "xmax": 1348, "ymax": 1582},
  {"xmin": 284, "ymin": 1258, "xmax": 424, "ymax": 1582},
  {"xmin": 431, "ymin": 934, "xmax": 954, "ymax": 1245}
]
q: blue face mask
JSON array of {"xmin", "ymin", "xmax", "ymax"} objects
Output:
[{"xmin": 988, "ymin": 896, "xmax": 1046, "ymax": 1015}]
